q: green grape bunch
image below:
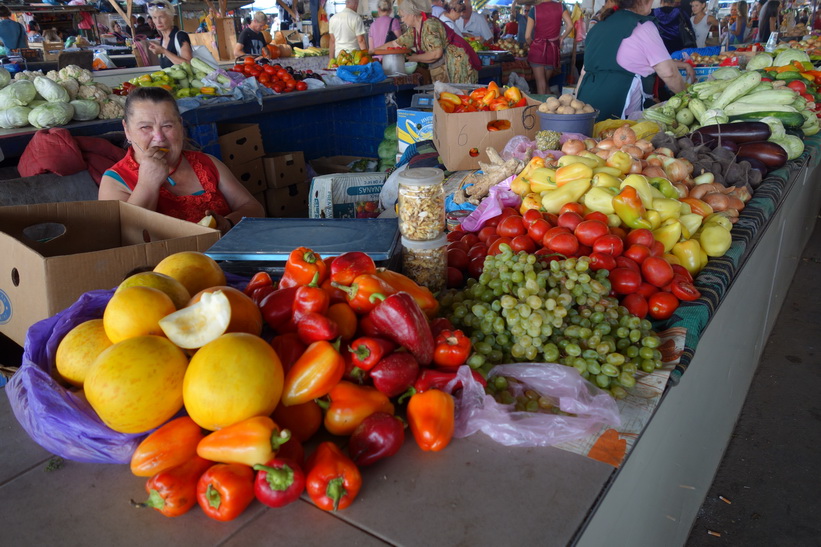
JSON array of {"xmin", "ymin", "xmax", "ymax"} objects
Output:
[{"xmin": 437, "ymin": 246, "xmax": 663, "ymax": 399}]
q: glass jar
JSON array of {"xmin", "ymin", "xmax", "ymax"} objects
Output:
[
  {"xmin": 397, "ymin": 167, "xmax": 445, "ymax": 241},
  {"xmin": 446, "ymin": 209, "xmax": 471, "ymax": 232},
  {"xmin": 401, "ymin": 233, "xmax": 448, "ymax": 293}
]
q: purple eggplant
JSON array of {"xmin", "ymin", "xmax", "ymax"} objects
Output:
[
  {"xmin": 370, "ymin": 353, "xmax": 420, "ymax": 398},
  {"xmin": 737, "ymin": 141, "xmax": 788, "ymax": 170},
  {"xmin": 348, "ymin": 412, "xmax": 405, "ymax": 466},
  {"xmin": 694, "ymin": 122, "xmax": 772, "ymax": 144}
]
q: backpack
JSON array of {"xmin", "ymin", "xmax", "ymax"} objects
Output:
[
  {"xmin": 679, "ymin": 13, "xmax": 697, "ymax": 49},
  {"xmin": 384, "ymin": 17, "xmax": 400, "ymax": 43}
]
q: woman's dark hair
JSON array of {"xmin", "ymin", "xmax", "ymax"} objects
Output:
[
  {"xmin": 28, "ymin": 21, "xmax": 40, "ymax": 32},
  {"xmin": 761, "ymin": 0, "xmax": 779, "ymax": 19},
  {"xmin": 615, "ymin": 0, "xmax": 647, "ymax": 11},
  {"xmin": 124, "ymin": 87, "xmax": 181, "ymax": 122}
]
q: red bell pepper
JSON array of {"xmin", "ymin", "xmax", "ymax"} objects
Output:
[
  {"xmin": 407, "ymin": 389, "xmax": 455, "ymax": 452},
  {"xmin": 276, "ymin": 437, "xmax": 306, "ymax": 467},
  {"xmin": 325, "ymin": 302, "xmax": 358, "ymax": 341},
  {"xmin": 370, "ymin": 353, "xmax": 420, "ymax": 398},
  {"xmin": 373, "ymin": 269, "xmax": 440, "ymax": 318},
  {"xmin": 296, "ymin": 312, "xmax": 339, "ymax": 344},
  {"xmin": 433, "ymin": 329, "xmax": 472, "ymax": 370},
  {"xmin": 197, "ymin": 416, "xmax": 291, "ymax": 467},
  {"xmin": 134, "ymin": 455, "xmax": 213, "ymax": 517},
  {"xmin": 259, "ymin": 286, "xmax": 299, "ymax": 331},
  {"xmin": 279, "ymin": 247, "xmax": 328, "ymax": 289},
  {"xmin": 368, "ymin": 292, "xmax": 435, "ymax": 366},
  {"xmin": 270, "ymin": 332, "xmax": 307, "ymax": 374},
  {"xmin": 292, "ymin": 273, "xmax": 330, "ymax": 322},
  {"xmin": 413, "ymin": 368, "xmax": 487, "ymax": 393},
  {"xmin": 330, "ymin": 251, "xmax": 377, "ymax": 286},
  {"xmin": 319, "ymin": 381, "xmax": 395, "ymax": 436},
  {"xmin": 253, "ymin": 458, "xmax": 306, "ymax": 508},
  {"xmin": 332, "ymin": 273, "xmax": 396, "ymax": 314},
  {"xmin": 348, "ymin": 412, "xmax": 405, "ymax": 467},
  {"xmin": 130, "ymin": 416, "xmax": 205, "ymax": 477},
  {"xmin": 305, "ymin": 442, "xmax": 362, "ymax": 511},
  {"xmin": 348, "ymin": 336, "xmax": 397, "ymax": 372},
  {"xmin": 196, "ymin": 463, "xmax": 256, "ymax": 522},
  {"xmin": 356, "ymin": 312, "xmax": 382, "ymax": 338},
  {"xmin": 322, "ymin": 277, "xmax": 348, "ymax": 305},
  {"xmin": 272, "ymin": 400, "xmax": 323, "ymax": 443},
  {"xmin": 243, "ymin": 272, "xmax": 275, "ymax": 304},
  {"xmin": 281, "ymin": 340, "xmax": 346, "ymax": 406}
]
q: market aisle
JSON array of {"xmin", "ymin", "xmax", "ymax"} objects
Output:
[{"xmin": 685, "ymin": 216, "xmax": 821, "ymax": 545}]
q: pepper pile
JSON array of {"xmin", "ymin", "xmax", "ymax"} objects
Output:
[{"xmin": 438, "ymin": 82, "xmax": 526, "ymax": 113}]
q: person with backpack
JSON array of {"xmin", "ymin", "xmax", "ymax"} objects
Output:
[
  {"xmin": 369, "ymin": 0, "xmax": 402, "ymax": 51},
  {"xmin": 146, "ymin": 0, "xmax": 193, "ymax": 68},
  {"xmin": 652, "ymin": 0, "xmax": 697, "ymax": 53}
]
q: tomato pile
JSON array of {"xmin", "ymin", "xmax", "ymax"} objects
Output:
[
  {"xmin": 229, "ymin": 57, "xmax": 311, "ymax": 93},
  {"xmin": 446, "ymin": 205, "xmax": 701, "ymax": 322}
]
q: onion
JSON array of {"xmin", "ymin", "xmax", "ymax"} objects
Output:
[
  {"xmin": 673, "ymin": 182, "xmax": 689, "ymax": 198},
  {"xmin": 634, "ymin": 139, "xmax": 654, "ymax": 155},
  {"xmin": 646, "ymin": 154, "xmax": 664, "ymax": 167},
  {"xmin": 629, "ymin": 159, "xmax": 643, "ymax": 174},
  {"xmin": 583, "ymin": 138, "xmax": 598, "ymax": 150},
  {"xmin": 642, "ymin": 165, "xmax": 667, "ymax": 179},
  {"xmin": 596, "ymin": 148, "xmax": 615, "ymax": 160},
  {"xmin": 621, "ymin": 145, "xmax": 644, "ymax": 160},
  {"xmin": 665, "ymin": 158, "xmax": 688, "ymax": 182},
  {"xmin": 613, "ymin": 124, "xmax": 637, "ymax": 146},
  {"xmin": 561, "ymin": 139, "xmax": 586, "ymax": 155},
  {"xmin": 597, "ymin": 138, "xmax": 617, "ymax": 150},
  {"xmin": 654, "ymin": 147, "xmax": 675, "ymax": 157}
]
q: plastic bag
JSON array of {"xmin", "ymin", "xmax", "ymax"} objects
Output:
[
  {"xmin": 501, "ymin": 135, "xmax": 564, "ymax": 163},
  {"xmin": 459, "ymin": 176, "xmax": 521, "ymax": 232},
  {"xmin": 452, "ymin": 364, "xmax": 621, "ymax": 447},
  {"xmin": 336, "ymin": 62, "xmax": 386, "ymax": 84},
  {"xmin": 5, "ymin": 289, "xmax": 147, "ymax": 464},
  {"xmin": 507, "ymin": 72, "xmax": 530, "ymax": 94}
]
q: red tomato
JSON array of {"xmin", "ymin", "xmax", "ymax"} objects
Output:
[
  {"xmin": 485, "ymin": 233, "xmax": 501, "ymax": 246},
  {"xmin": 447, "ymin": 248, "xmax": 470, "ymax": 270},
  {"xmin": 542, "ymin": 226, "xmax": 571, "ymax": 247},
  {"xmin": 498, "ymin": 207, "xmax": 520, "ymax": 220},
  {"xmin": 447, "ymin": 240, "xmax": 470, "ymax": 253},
  {"xmin": 636, "ymin": 282, "xmax": 659, "ymax": 299},
  {"xmin": 559, "ymin": 202, "xmax": 585, "ymax": 215},
  {"xmin": 272, "ymin": 84, "xmax": 284, "ymax": 93},
  {"xmin": 584, "ymin": 211, "xmax": 609, "ymax": 224},
  {"xmin": 610, "ymin": 226, "xmax": 627, "ymax": 240},
  {"xmin": 467, "ymin": 256, "xmax": 485, "ymax": 278},
  {"xmin": 447, "ymin": 230, "xmax": 465, "ymax": 242},
  {"xmin": 487, "ymin": 237, "xmax": 513, "ymax": 255},
  {"xmin": 575, "ymin": 244, "xmax": 592, "ymax": 258},
  {"xmin": 258, "ymin": 73, "xmax": 271, "ymax": 84},
  {"xmin": 615, "ymin": 255, "xmax": 640, "ymax": 273},
  {"xmin": 574, "ymin": 220, "xmax": 609, "ymax": 247},
  {"xmin": 276, "ymin": 69, "xmax": 289, "ymax": 79},
  {"xmin": 801, "ymin": 92, "xmax": 815, "ymax": 103},
  {"xmin": 484, "ymin": 216, "xmax": 502, "ymax": 227},
  {"xmin": 295, "ymin": 81, "xmax": 308, "ymax": 91},
  {"xmin": 264, "ymin": 64, "xmax": 276, "ymax": 74},
  {"xmin": 648, "ymin": 240, "xmax": 665, "ymax": 257},
  {"xmin": 232, "ymin": 64, "xmax": 246, "ymax": 72},
  {"xmin": 496, "ymin": 215, "xmax": 527, "ymax": 238},
  {"xmin": 535, "ymin": 247, "xmax": 562, "ymax": 264},
  {"xmin": 527, "ymin": 219, "xmax": 551, "ymax": 243},
  {"xmin": 671, "ymin": 264, "xmax": 693, "ymax": 283},
  {"xmin": 623, "ymin": 244, "xmax": 651, "ymax": 265},
  {"xmin": 285, "ymin": 82, "xmax": 296, "ymax": 91},
  {"xmin": 588, "ymin": 252, "xmax": 616, "ymax": 271},
  {"xmin": 787, "ymin": 80, "xmax": 807, "ymax": 93},
  {"xmin": 523, "ymin": 208, "xmax": 544, "ymax": 227},
  {"xmin": 460, "ymin": 233, "xmax": 480, "ymax": 248},
  {"xmin": 641, "ymin": 256, "xmax": 674, "ymax": 288},
  {"xmin": 244, "ymin": 56, "xmax": 256, "ymax": 64},
  {"xmin": 670, "ymin": 277, "xmax": 701, "ymax": 301},
  {"xmin": 447, "ymin": 267, "xmax": 464, "ymax": 288},
  {"xmin": 609, "ymin": 267, "xmax": 642, "ymax": 295},
  {"xmin": 477, "ymin": 226, "xmax": 497, "ymax": 243},
  {"xmin": 648, "ymin": 292, "xmax": 679, "ymax": 320},
  {"xmin": 547, "ymin": 232, "xmax": 579, "ymax": 256},
  {"xmin": 626, "ymin": 228, "xmax": 655, "ymax": 248},
  {"xmin": 621, "ymin": 293, "xmax": 648, "ymax": 319},
  {"xmin": 510, "ymin": 234, "xmax": 537, "ymax": 253},
  {"xmin": 544, "ymin": 213, "xmax": 559, "ymax": 225},
  {"xmin": 557, "ymin": 211, "xmax": 584, "ymax": 231},
  {"xmin": 467, "ymin": 244, "xmax": 488, "ymax": 261},
  {"xmin": 592, "ymin": 234, "xmax": 624, "ymax": 256}
]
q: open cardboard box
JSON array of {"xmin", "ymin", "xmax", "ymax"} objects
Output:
[{"xmin": 0, "ymin": 201, "xmax": 220, "ymax": 346}]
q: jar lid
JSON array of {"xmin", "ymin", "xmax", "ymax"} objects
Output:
[
  {"xmin": 397, "ymin": 167, "xmax": 444, "ymax": 187},
  {"xmin": 401, "ymin": 232, "xmax": 447, "ymax": 249},
  {"xmin": 446, "ymin": 209, "xmax": 471, "ymax": 220}
]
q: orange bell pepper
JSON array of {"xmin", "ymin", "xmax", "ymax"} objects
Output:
[
  {"xmin": 197, "ymin": 416, "xmax": 291, "ymax": 467},
  {"xmin": 332, "ymin": 273, "xmax": 396, "ymax": 314},
  {"xmin": 372, "ymin": 269, "xmax": 439, "ymax": 318},
  {"xmin": 407, "ymin": 388, "xmax": 455, "ymax": 452},
  {"xmin": 281, "ymin": 340, "xmax": 346, "ymax": 406},
  {"xmin": 481, "ymin": 88, "xmax": 500, "ymax": 106},
  {"xmin": 469, "ymin": 87, "xmax": 489, "ymax": 102},
  {"xmin": 319, "ymin": 381, "xmax": 395, "ymax": 436},
  {"xmin": 272, "ymin": 400, "xmax": 323, "ymax": 443},
  {"xmin": 680, "ymin": 197, "xmax": 714, "ymax": 218},
  {"xmin": 503, "ymin": 85, "xmax": 522, "ymax": 103},
  {"xmin": 489, "ymin": 98, "xmax": 510, "ymax": 111},
  {"xmin": 438, "ymin": 100, "xmax": 456, "ymax": 113},
  {"xmin": 325, "ymin": 302, "xmax": 358, "ymax": 341},
  {"xmin": 305, "ymin": 441, "xmax": 362, "ymax": 511},
  {"xmin": 439, "ymin": 91, "xmax": 462, "ymax": 105},
  {"xmin": 131, "ymin": 417, "xmax": 206, "ymax": 477},
  {"xmin": 487, "ymin": 80, "xmax": 501, "ymax": 94},
  {"xmin": 279, "ymin": 247, "xmax": 328, "ymax": 289}
]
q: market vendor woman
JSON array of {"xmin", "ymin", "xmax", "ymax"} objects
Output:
[
  {"xmin": 98, "ymin": 88, "xmax": 264, "ymax": 233},
  {"xmin": 576, "ymin": 0, "xmax": 694, "ymax": 122}
]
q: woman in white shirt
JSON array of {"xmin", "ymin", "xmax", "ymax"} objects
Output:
[
  {"xmin": 440, "ymin": 0, "xmax": 465, "ymax": 36},
  {"xmin": 690, "ymin": 0, "xmax": 718, "ymax": 47}
]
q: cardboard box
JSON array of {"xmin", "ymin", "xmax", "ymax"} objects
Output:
[
  {"xmin": 397, "ymin": 108, "xmax": 434, "ymax": 154},
  {"xmin": 265, "ymin": 182, "xmax": 310, "ymax": 218},
  {"xmin": 218, "ymin": 124, "xmax": 264, "ymax": 169},
  {"xmin": 233, "ymin": 158, "xmax": 267, "ymax": 194},
  {"xmin": 309, "ymin": 173, "xmax": 387, "ymax": 219},
  {"xmin": 263, "ymin": 152, "xmax": 307, "ymax": 189},
  {"xmin": 310, "ymin": 156, "xmax": 380, "ymax": 176},
  {"xmin": 432, "ymin": 93, "xmax": 541, "ymax": 171},
  {"xmin": 0, "ymin": 201, "xmax": 220, "ymax": 346}
]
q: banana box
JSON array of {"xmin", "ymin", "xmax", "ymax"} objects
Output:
[{"xmin": 397, "ymin": 108, "xmax": 434, "ymax": 154}]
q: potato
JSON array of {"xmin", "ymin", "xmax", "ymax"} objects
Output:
[
  {"xmin": 558, "ymin": 94, "xmax": 574, "ymax": 105},
  {"xmin": 544, "ymin": 97, "xmax": 560, "ymax": 111},
  {"xmin": 581, "ymin": 104, "xmax": 594, "ymax": 113},
  {"xmin": 557, "ymin": 105, "xmax": 576, "ymax": 115},
  {"xmin": 569, "ymin": 99, "xmax": 585, "ymax": 111}
]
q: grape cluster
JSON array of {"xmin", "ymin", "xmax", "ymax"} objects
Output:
[{"xmin": 438, "ymin": 246, "xmax": 663, "ymax": 398}]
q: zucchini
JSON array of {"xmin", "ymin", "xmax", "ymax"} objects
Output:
[
  {"xmin": 712, "ymin": 71, "xmax": 762, "ymax": 110},
  {"xmin": 731, "ymin": 89, "xmax": 798, "ymax": 105},
  {"xmin": 728, "ymin": 110, "xmax": 806, "ymax": 129},
  {"xmin": 724, "ymin": 101, "xmax": 797, "ymax": 116},
  {"xmin": 688, "ymin": 97, "xmax": 708, "ymax": 125}
]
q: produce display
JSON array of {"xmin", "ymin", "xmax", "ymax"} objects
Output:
[
  {"xmin": 538, "ymin": 94, "xmax": 596, "ymax": 115},
  {"xmin": 118, "ymin": 58, "xmax": 222, "ymax": 99},
  {"xmin": 327, "ymin": 49, "xmax": 373, "ymax": 69},
  {"xmin": 228, "ymin": 57, "xmax": 315, "ymax": 93},
  {"xmin": 437, "ymin": 81, "xmax": 526, "ymax": 113}
]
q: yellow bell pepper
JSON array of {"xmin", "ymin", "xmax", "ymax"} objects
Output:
[
  {"xmin": 519, "ymin": 192, "xmax": 543, "ymax": 215},
  {"xmin": 606, "ymin": 150, "xmax": 633, "ymax": 175},
  {"xmin": 620, "ymin": 174, "xmax": 655, "ymax": 210},
  {"xmin": 612, "ymin": 185, "xmax": 651, "ymax": 230},
  {"xmin": 510, "ymin": 156, "xmax": 545, "ymax": 195},
  {"xmin": 696, "ymin": 224, "xmax": 732, "ymax": 257},
  {"xmin": 557, "ymin": 155, "xmax": 599, "ymax": 169},
  {"xmin": 580, "ymin": 151, "xmax": 606, "ymax": 168},
  {"xmin": 650, "ymin": 198, "xmax": 681, "ymax": 222},
  {"xmin": 592, "ymin": 172, "xmax": 622, "ymax": 189},
  {"xmin": 593, "ymin": 166, "xmax": 624, "ymax": 177},
  {"xmin": 663, "ymin": 252, "xmax": 681, "ymax": 266},
  {"xmin": 646, "ymin": 210, "xmax": 662, "ymax": 230},
  {"xmin": 582, "ymin": 187, "xmax": 617, "ymax": 215},
  {"xmin": 678, "ymin": 213, "xmax": 703, "ymax": 239},
  {"xmin": 653, "ymin": 219, "xmax": 683, "ymax": 253},
  {"xmin": 672, "ymin": 239, "xmax": 704, "ymax": 275},
  {"xmin": 556, "ymin": 162, "xmax": 593, "ymax": 186},
  {"xmin": 541, "ymin": 178, "xmax": 591, "ymax": 214}
]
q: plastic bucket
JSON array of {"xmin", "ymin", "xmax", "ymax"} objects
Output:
[{"xmin": 537, "ymin": 110, "xmax": 599, "ymax": 137}]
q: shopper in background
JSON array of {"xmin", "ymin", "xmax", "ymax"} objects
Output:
[
  {"xmin": 147, "ymin": 16, "xmax": 159, "ymax": 38},
  {"xmin": 27, "ymin": 20, "xmax": 42, "ymax": 42},
  {"xmin": 111, "ymin": 21, "xmax": 129, "ymax": 42},
  {"xmin": 504, "ymin": 7, "xmax": 520, "ymax": 36},
  {"xmin": 100, "ymin": 87, "xmax": 264, "ymax": 234},
  {"xmin": 328, "ymin": 0, "xmax": 367, "ymax": 59},
  {"xmin": 576, "ymin": 0, "xmax": 694, "ymax": 121},
  {"xmin": 728, "ymin": 1, "xmax": 748, "ymax": 44},
  {"xmin": 690, "ymin": 0, "xmax": 718, "ymax": 47},
  {"xmin": 440, "ymin": 0, "xmax": 466, "ymax": 37},
  {"xmin": 757, "ymin": 0, "xmax": 780, "ymax": 43},
  {"xmin": 233, "ymin": 11, "xmax": 269, "ymax": 58},
  {"xmin": 134, "ymin": 16, "xmax": 153, "ymax": 37},
  {"xmin": 369, "ymin": 0, "xmax": 402, "ymax": 50},
  {"xmin": 591, "ymin": 0, "xmax": 617, "ymax": 24},
  {"xmin": 652, "ymin": 0, "xmax": 696, "ymax": 53},
  {"xmin": 146, "ymin": 0, "xmax": 193, "ymax": 68},
  {"xmin": 456, "ymin": 1, "xmax": 494, "ymax": 41},
  {"xmin": 42, "ymin": 28, "xmax": 61, "ymax": 43},
  {"xmin": 431, "ymin": 0, "xmax": 446, "ymax": 18},
  {"xmin": 0, "ymin": 6, "xmax": 27, "ymax": 51},
  {"xmin": 278, "ymin": 0, "xmax": 298, "ymax": 31},
  {"xmin": 489, "ymin": 10, "xmax": 503, "ymax": 41},
  {"xmin": 525, "ymin": 0, "xmax": 573, "ymax": 95}
]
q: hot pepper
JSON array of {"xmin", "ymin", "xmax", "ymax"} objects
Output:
[
  {"xmin": 370, "ymin": 353, "xmax": 420, "ymax": 398},
  {"xmin": 130, "ymin": 416, "xmax": 206, "ymax": 477},
  {"xmin": 296, "ymin": 312, "xmax": 339, "ymax": 344},
  {"xmin": 373, "ymin": 269, "xmax": 439, "ymax": 318},
  {"xmin": 196, "ymin": 463, "xmax": 256, "ymax": 522},
  {"xmin": 332, "ymin": 273, "xmax": 396, "ymax": 314},
  {"xmin": 348, "ymin": 412, "xmax": 405, "ymax": 467},
  {"xmin": 292, "ymin": 272, "xmax": 330, "ymax": 322},
  {"xmin": 197, "ymin": 416, "xmax": 291, "ymax": 467},
  {"xmin": 406, "ymin": 389, "xmax": 455, "ymax": 452},
  {"xmin": 279, "ymin": 247, "xmax": 328, "ymax": 289},
  {"xmin": 330, "ymin": 252, "xmax": 377, "ymax": 286},
  {"xmin": 270, "ymin": 332, "xmax": 307, "ymax": 374},
  {"xmin": 253, "ymin": 458, "xmax": 306, "ymax": 508},
  {"xmin": 134, "ymin": 455, "xmax": 213, "ymax": 517},
  {"xmin": 612, "ymin": 185, "xmax": 652, "ymax": 230},
  {"xmin": 369, "ymin": 292, "xmax": 435, "ymax": 366},
  {"xmin": 272, "ymin": 400, "xmax": 323, "ymax": 443},
  {"xmin": 319, "ymin": 381, "xmax": 395, "ymax": 436},
  {"xmin": 281, "ymin": 340, "xmax": 345, "ymax": 406},
  {"xmin": 413, "ymin": 368, "xmax": 487, "ymax": 393},
  {"xmin": 325, "ymin": 302, "xmax": 358, "ymax": 341},
  {"xmin": 243, "ymin": 271, "xmax": 275, "ymax": 304},
  {"xmin": 348, "ymin": 336, "xmax": 398, "ymax": 372},
  {"xmin": 433, "ymin": 330, "xmax": 471, "ymax": 370},
  {"xmin": 305, "ymin": 441, "xmax": 362, "ymax": 512},
  {"xmin": 259, "ymin": 286, "xmax": 299, "ymax": 331}
]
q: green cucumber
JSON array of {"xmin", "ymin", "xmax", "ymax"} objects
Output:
[{"xmin": 728, "ymin": 111, "xmax": 806, "ymax": 129}]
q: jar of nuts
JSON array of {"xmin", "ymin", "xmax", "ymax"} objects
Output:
[
  {"xmin": 401, "ymin": 233, "xmax": 448, "ymax": 293},
  {"xmin": 397, "ymin": 167, "xmax": 445, "ymax": 241}
]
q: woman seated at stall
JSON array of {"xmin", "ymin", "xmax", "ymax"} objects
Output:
[
  {"xmin": 99, "ymin": 87, "xmax": 265, "ymax": 233},
  {"xmin": 111, "ymin": 21, "xmax": 129, "ymax": 42},
  {"xmin": 382, "ymin": 0, "xmax": 478, "ymax": 84},
  {"xmin": 145, "ymin": 0, "xmax": 192, "ymax": 68},
  {"xmin": 576, "ymin": 0, "xmax": 695, "ymax": 122}
]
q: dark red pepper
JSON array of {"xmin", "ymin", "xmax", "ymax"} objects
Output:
[
  {"xmin": 270, "ymin": 332, "xmax": 307, "ymax": 374},
  {"xmin": 348, "ymin": 336, "xmax": 397, "ymax": 372},
  {"xmin": 430, "ymin": 317, "xmax": 455, "ymax": 339},
  {"xmin": 253, "ymin": 458, "xmax": 306, "ymax": 508},
  {"xmin": 133, "ymin": 455, "xmax": 213, "ymax": 518},
  {"xmin": 330, "ymin": 252, "xmax": 377, "ymax": 286},
  {"xmin": 259, "ymin": 286, "xmax": 299, "ymax": 331},
  {"xmin": 413, "ymin": 368, "xmax": 487, "ymax": 394},
  {"xmin": 292, "ymin": 273, "xmax": 330, "ymax": 322},
  {"xmin": 296, "ymin": 312, "xmax": 339, "ymax": 345},
  {"xmin": 244, "ymin": 272, "xmax": 275, "ymax": 305},
  {"xmin": 356, "ymin": 313, "xmax": 382, "ymax": 338},
  {"xmin": 348, "ymin": 412, "xmax": 405, "ymax": 467},
  {"xmin": 368, "ymin": 292, "xmax": 434, "ymax": 366},
  {"xmin": 370, "ymin": 352, "xmax": 420, "ymax": 398}
]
